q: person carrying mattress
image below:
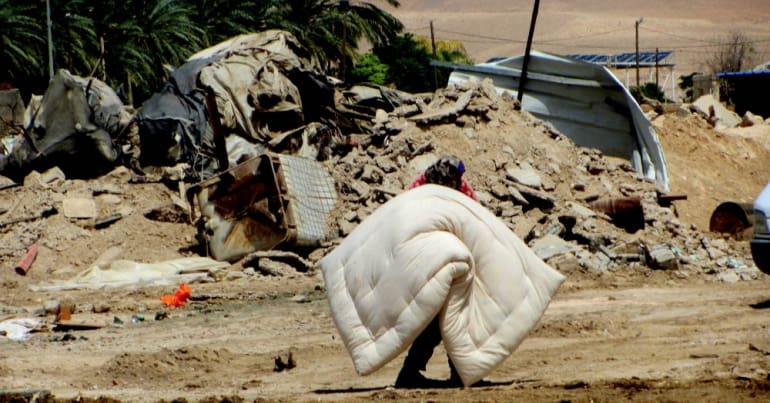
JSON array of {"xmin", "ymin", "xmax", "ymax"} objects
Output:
[{"xmin": 397, "ymin": 154, "xmax": 479, "ymax": 388}]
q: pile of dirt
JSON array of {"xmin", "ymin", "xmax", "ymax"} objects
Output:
[{"xmin": 1, "ymin": 79, "xmax": 768, "ymax": 305}]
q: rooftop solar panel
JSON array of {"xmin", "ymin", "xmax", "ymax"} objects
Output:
[{"xmin": 566, "ymin": 51, "xmax": 673, "ymax": 67}]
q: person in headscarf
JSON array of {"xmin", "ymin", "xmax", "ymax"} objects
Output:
[
  {"xmin": 397, "ymin": 155, "xmax": 478, "ymax": 388},
  {"xmin": 407, "ymin": 155, "xmax": 478, "ymax": 201}
]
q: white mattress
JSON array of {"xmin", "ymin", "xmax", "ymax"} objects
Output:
[{"xmin": 320, "ymin": 184, "xmax": 565, "ymax": 386}]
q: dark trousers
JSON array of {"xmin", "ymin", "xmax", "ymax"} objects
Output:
[{"xmin": 401, "ymin": 316, "xmax": 459, "ymax": 379}]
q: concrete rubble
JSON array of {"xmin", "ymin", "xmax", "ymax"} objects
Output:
[{"xmin": 0, "ymin": 59, "xmax": 762, "ymax": 289}]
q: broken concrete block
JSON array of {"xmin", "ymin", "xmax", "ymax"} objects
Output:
[
  {"xmin": 530, "ymin": 234, "xmax": 579, "ymax": 260},
  {"xmin": 741, "ymin": 111, "xmax": 764, "ymax": 127},
  {"xmin": 647, "ymin": 244, "xmax": 679, "ymax": 270},
  {"xmin": 62, "ymin": 197, "xmax": 98, "ymax": 219},
  {"xmin": 505, "ymin": 167, "xmax": 542, "ymax": 188},
  {"xmin": 360, "ymin": 165, "xmax": 385, "ymax": 184},
  {"xmin": 374, "ymin": 156, "xmax": 399, "ymax": 173}
]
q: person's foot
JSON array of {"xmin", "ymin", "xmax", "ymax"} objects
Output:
[{"xmin": 394, "ymin": 370, "xmax": 444, "ymax": 389}]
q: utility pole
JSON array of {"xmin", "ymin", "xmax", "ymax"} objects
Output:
[
  {"xmin": 518, "ymin": 0, "xmax": 540, "ymax": 104},
  {"xmin": 340, "ymin": 0, "xmax": 350, "ymax": 82},
  {"xmin": 655, "ymin": 47, "xmax": 659, "ymax": 88},
  {"xmin": 430, "ymin": 21, "xmax": 438, "ymax": 90},
  {"xmin": 46, "ymin": 0, "xmax": 54, "ymax": 79},
  {"xmin": 635, "ymin": 17, "xmax": 643, "ymax": 89}
]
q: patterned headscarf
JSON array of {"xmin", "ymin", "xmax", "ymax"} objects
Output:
[{"xmin": 424, "ymin": 155, "xmax": 466, "ymax": 190}]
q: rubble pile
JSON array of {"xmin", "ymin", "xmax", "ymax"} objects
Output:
[
  {"xmin": 319, "ymin": 79, "xmax": 759, "ymax": 282},
  {"xmin": 0, "ymin": 73, "xmax": 762, "ymax": 287}
]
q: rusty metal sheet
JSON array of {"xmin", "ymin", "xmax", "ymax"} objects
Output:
[{"xmin": 189, "ymin": 153, "xmax": 337, "ymax": 261}]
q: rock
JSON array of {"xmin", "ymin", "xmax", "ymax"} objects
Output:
[
  {"xmin": 676, "ymin": 105, "xmax": 693, "ymax": 117},
  {"xmin": 530, "ymin": 234, "xmax": 579, "ymax": 260},
  {"xmin": 741, "ymin": 111, "xmax": 764, "ymax": 127},
  {"xmin": 374, "ymin": 156, "xmax": 399, "ymax": 173},
  {"xmin": 92, "ymin": 302, "xmax": 111, "ymax": 313},
  {"xmin": 62, "ymin": 197, "xmax": 98, "ymax": 219},
  {"xmin": 254, "ymin": 259, "xmax": 294, "ymax": 277},
  {"xmin": 692, "ymin": 94, "xmax": 742, "ymax": 128},
  {"xmin": 505, "ymin": 167, "xmax": 542, "ymax": 188},
  {"xmin": 290, "ymin": 294, "xmax": 310, "ymax": 303},
  {"xmin": 647, "ymin": 244, "xmax": 679, "ymax": 270},
  {"xmin": 717, "ymin": 270, "xmax": 739, "ymax": 283},
  {"xmin": 360, "ymin": 165, "xmax": 385, "ymax": 184}
]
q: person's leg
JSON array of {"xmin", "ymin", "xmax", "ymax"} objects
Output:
[{"xmin": 395, "ymin": 316, "xmax": 442, "ymax": 388}]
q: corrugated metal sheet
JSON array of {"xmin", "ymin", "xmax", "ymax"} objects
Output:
[{"xmin": 441, "ymin": 50, "xmax": 670, "ymax": 191}]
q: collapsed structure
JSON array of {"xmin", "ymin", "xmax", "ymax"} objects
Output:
[{"xmin": 0, "ymin": 30, "xmax": 761, "ymax": 286}]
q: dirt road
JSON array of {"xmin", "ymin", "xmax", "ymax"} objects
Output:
[{"xmin": 2, "ymin": 269, "xmax": 769, "ymax": 402}]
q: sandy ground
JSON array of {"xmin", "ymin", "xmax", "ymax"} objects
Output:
[
  {"xmin": 2, "ymin": 265, "xmax": 770, "ymax": 402},
  {"xmin": 1, "ymin": 109, "xmax": 770, "ymax": 402},
  {"xmin": 384, "ymin": 0, "xmax": 770, "ymax": 99}
]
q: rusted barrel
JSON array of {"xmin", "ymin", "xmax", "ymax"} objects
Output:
[
  {"xmin": 709, "ymin": 201, "xmax": 754, "ymax": 240},
  {"xmin": 590, "ymin": 196, "xmax": 644, "ymax": 233}
]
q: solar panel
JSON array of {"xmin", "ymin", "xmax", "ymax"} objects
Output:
[{"xmin": 567, "ymin": 51, "xmax": 673, "ymax": 67}]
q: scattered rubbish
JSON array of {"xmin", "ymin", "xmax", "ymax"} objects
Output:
[
  {"xmin": 0, "ymin": 206, "xmax": 57, "ymax": 228},
  {"xmin": 53, "ymin": 320, "xmax": 106, "ymax": 332},
  {"xmin": 89, "ymin": 213, "xmax": 124, "ymax": 229},
  {"xmin": 30, "ymin": 257, "xmax": 229, "ymax": 291},
  {"xmin": 0, "ymin": 318, "xmax": 44, "ymax": 341},
  {"xmin": 589, "ymin": 196, "xmax": 644, "ymax": 233},
  {"xmin": 273, "ymin": 349, "xmax": 296, "ymax": 372},
  {"xmin": 155, "ymin": 311, "xmax": 169, "ymax": 321},
  {"xmin": 132, "ymin": 315, "xmax": 145, "ymax": 323},
  {"xmin": 0, "ymin": 70, "xmax": 131, "ymax": 181},
  {"xmin": 14, "ymin": 242, "xmax": 38, "ymax": 275},
  {"xmin": 50, "ymin": 333, "xmax": 86, "ymax": 341},
  {"xmin": 161, "ymin": 283, "xmax": 192, "ymax": 307},
  {"xmin": 188, "ymin": 152, "xmax": 337, "ymax": 261}
]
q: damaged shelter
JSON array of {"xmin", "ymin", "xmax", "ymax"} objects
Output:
[
  {"xmin": 0, "ymin": 29, "xmax": 760, "ymax": 283},
  {"xmin": 0, "ymin": 70, "xmax": 132, "ymax": 181},
  {"xmin": 437, "ymin": 50, "xmax": 670, "ymax": 192}
]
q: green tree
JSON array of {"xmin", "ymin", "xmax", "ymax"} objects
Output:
[
  {"xmin": 678, "ymin": 72, "xmax": 697, "ymax": 102},
  {"xmin": 373, "ymin": 33, "xmax": 435, "ymax": 93},
  {"xmin": 50, "ymin": 0, "xmax": 97, "ymax": 75},
  {"xmin": 0, "ymin": 0, "xmax": 45, "ymax": 88},
  {"xmin": 272, "ymin": 0, "xmax": 402, "ymax": 80},
  {"xmin": 89, "ymin": 0, "xmax": 205, "ymax": 104},
  {"xmin": 187, "ymin": 0, "xmax": 265, "ymax": 46},
  {"xmin": 350, "ymin": 52, "xmax": 388, "ymax": 84}
]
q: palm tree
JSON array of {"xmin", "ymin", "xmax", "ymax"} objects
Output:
[
  {"xmin": 89, "ymin": 0, "xmax": 205, "ymax": 104},
  {"xmin": 274, "ymin": 0, "xmax": 403, "ymax": 80},
  {"xmin": 50, "ymin": 0, "xmax": 97, "ymax": 76},
  {"xmin": 0, "ymin": 0, "xmax": 45, "ymax": 87},
  {"xmin": 186, "ymin": 0, "xmax": 261, "ymax": 46}
]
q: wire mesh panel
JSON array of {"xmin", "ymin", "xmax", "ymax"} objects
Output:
[{"xmin": 277, "ymin": 154, "xmax": 338, "ymax": 246}]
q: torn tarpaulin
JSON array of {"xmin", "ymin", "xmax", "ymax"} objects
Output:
[
  {"xmin": 0, "ymin": 70, "xmax": 131, "ymax": 181},
  {"xmin": 133, "ymin": 30, "xmax": 340, "ymax": 181}
]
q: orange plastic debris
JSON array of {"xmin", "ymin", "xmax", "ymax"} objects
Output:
[{"xmin": 160, "ymin": 283, "xmax": 192, "ymax": 307}]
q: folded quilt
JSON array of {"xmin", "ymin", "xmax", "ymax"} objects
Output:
[{"xmin": 320, "ymin": 184, "xmax": 565, "ymax": 386}]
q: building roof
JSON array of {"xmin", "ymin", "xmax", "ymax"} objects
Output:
[{"xmin": 716, "ymin": 70, "xmax": 770, "ymax": 78}]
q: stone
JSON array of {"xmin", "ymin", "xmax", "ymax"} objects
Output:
[
  {"xmin": 530, "ymin": 234, "xmax": 579, "ymax": 260},
  {"xmin": 360, "ymin": 165, "xmax": 385, "ymax": 184},
  {"xmin": 648, "ymin": 244, "xmax": 679, "ymax": 270},
  {"xmin": 741, "ymin": 111, "xmax": 764, "ymax": 127},
  {"xmin": 62, "ymin": 197, "xmax": 98, "ymax": 219},
  {"xmin": 505, "ymin": 167, "xmax": 542, "ymax": 188}
]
